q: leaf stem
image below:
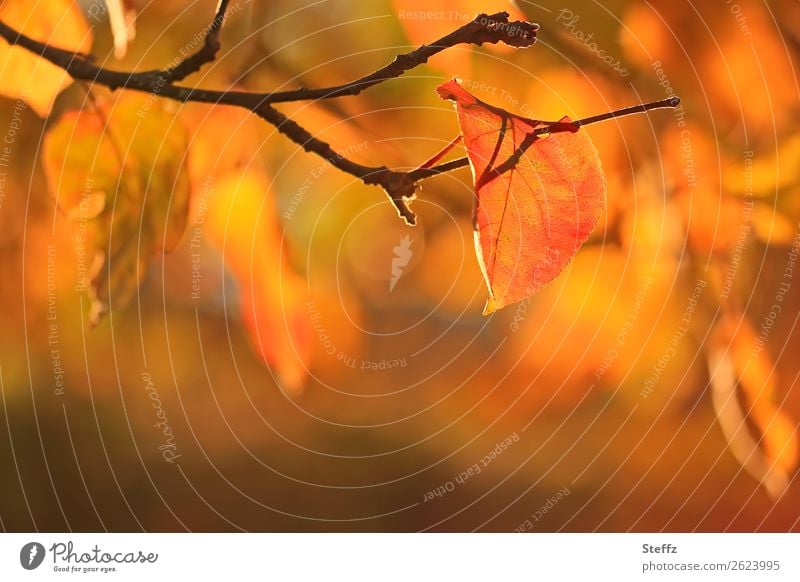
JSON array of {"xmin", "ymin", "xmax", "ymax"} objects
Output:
[{"xmin": 415, "ymin": 135, "xmax": 463, "ymax": 171}]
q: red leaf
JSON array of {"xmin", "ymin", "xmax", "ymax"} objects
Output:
[{"xmin": 437, "ymin": 79, "xmax": 606, "ymax": 314}]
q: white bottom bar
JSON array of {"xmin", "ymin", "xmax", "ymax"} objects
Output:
[{"xmin": 1, "ymin": 533, "xmax": 797, "ymax": 580}]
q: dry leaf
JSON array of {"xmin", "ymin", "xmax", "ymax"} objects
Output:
[{"xmin": 437, "ymin": 78, "xmax": 606, "ymax": 314}]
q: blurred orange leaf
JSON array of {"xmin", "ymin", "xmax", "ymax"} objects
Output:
[
  {"xmin": 204, "ymin": 169, "xmax": 312, "ymax": 394},
  {"xmin": 0, "ymin": 0, "xmax": 93, "ymax": 116},
  {"xmin": 437, "ymin": 79, "xmax": 606, "ymax": 314},
  {"xmin": 750, "ymin": 205, "xmax": 796, "ymax": 247},
  {"xmin": 722, "ymin": 136, "xmax": 800, "ymax": 199},
  {"xmin": 186, "ymin": 103, "xmax": 263, "ymax": 192},
  {"xmin": 43, "ymin": 94, "xmax": 191, "ymax": 324},
  {"xmin": 710, "ymin": 311, "xmax": 798, "ymax": 498},
  {"xmin": 662, "ymin": 124, "xmax": 743, "ymax": 255}
]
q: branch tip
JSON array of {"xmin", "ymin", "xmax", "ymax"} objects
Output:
[
  {"xmin": 366, "ymin": 169, "xmax": 418, "ymax": 225},
  {"xmin": 468, "ymin": 12, "xmax": 539, "ymax": 49}
]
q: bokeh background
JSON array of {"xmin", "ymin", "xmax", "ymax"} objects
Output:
[{"xmin": 1, "ymin": 0, "xmax": 799, "ymax": 531}]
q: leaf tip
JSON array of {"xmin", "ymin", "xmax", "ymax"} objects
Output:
[
  {"xmin": 88, "ymin": 300, "xmax": 107, "ymax": 328},
  {"xmin": 435, "ymin": 78, "xmax": 461, "ymax": 101},
  {"xmin": 482, "ymin": 297, "xmax": 498, "ymax": 316},
  {"xmin": 276, "ymin": 370, "xmax": 306, "ymax": 396}
]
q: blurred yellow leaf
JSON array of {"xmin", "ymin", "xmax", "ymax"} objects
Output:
[
  {"xmin": 618, "ymin": 163, "xmax": 683, "ymax": 281},
  {"xmin": 42, "ymin": 107, "xmax": 117, "ymax": 220},
  {"xmin": 0, "ymin": 0, "xmax": 93, "ymax": 117},
  {"xmin": 43, "ymin": 93, "xmax": 191, "ymax": 324},
  {"xmin": 723, "ymin": 136, "xmax": 800, "ymax": 198},
  {"xmin": 751, "ymin": 204, "xmax": 796, "ymax": 246}
]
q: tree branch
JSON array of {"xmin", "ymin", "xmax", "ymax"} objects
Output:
[
  {"xmin": 160, "ymin": 0, "xmax": 231, "ymax": 83},
  {"xmin": 0, "ymin": 11, "xmax": 538, "ymax": 224},
  {"xmin": 261, "ymin": 14, "xmax": 539, "ymax": 103}
]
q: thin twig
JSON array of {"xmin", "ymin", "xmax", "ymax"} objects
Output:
[
  {"xmin": 0, "ymin": 11, "xmax": 538, "ymax": 224},
  {"xmin": 160, "ymin": 0, "xmax": 232, "ymax": 83},
  {"xmin": 261, "ymin": 15, "xmax": 539, "ymax": 103}
]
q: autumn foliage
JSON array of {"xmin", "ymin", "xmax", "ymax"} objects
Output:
[
  {"xmin": 0, "ymin": 0, "xmax": 799, "ymax": 532},
  {"xmin": 437, "ymin": 79, "xmax": 605, "ymax": 313}
]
